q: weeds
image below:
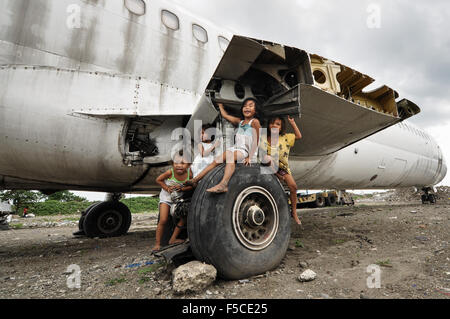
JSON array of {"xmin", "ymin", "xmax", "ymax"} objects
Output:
[
  {"xmin": 105, "ymin": 276, "xmax": 126, "ymax": 286},
  {"xmin": 375, "ymin": 259, "xmax": 393, "ymax": 268},
  {"xmin": 294, "ymin": 240, "xmax": 304, "ymax": 248}
]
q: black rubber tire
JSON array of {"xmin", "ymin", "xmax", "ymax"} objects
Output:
[
  {"xmin": 325, "ymin": 196, "xmax": 337, "ymax": 207},
  {"xmin": 188, "ymin": 164, "xmax": 291, "ymax": 280},
  {"xmin": 421, "ymin": 194, "xmax": 428, "ymax": 204},
  {"xmin": 78, "ymin": 202, "xmax": 102, "ymax": 231},
  {"xmin": 428, "ymin": 194, "xmax": 437, "ymax": 204},
  {"xmin": 315, "ymin": 196, "xmax": 326, "ymax": 208},
  {"xmin": 83, "ymin": 201, "xmax": 132, "ymax": 238}
]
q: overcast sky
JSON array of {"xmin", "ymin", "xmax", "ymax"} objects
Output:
[{"xmin": 76, "ymin": 0, "xmax": 450, "ymax": 200}]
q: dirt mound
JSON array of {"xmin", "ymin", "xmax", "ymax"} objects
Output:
[{"xmin": 435, "ymin": 186, "xmax": 450, "ymax": 201}]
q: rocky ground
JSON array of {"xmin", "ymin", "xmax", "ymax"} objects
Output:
[{"xmin": 0, "ymin": 192, "xmax": 449, "ymax": 299}]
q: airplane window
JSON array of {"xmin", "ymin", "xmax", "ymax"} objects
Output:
[
  {"xmin": 162, "ymin": 10, "xmax": 179, "ymax": 30},
  {"xmin": 218, "ymin": 36, "xmax": 230, "ymax": 51},
  {"xmin": 193, "ymin": 24, "xmax": 208, "ymax": 43},
  {"xmin": 124, "ymin": 0, "xmax": 146, "ymax": 16},
  {"xmin": 313, "ymin": 69, "xmax": 327, "ymax": 84}
]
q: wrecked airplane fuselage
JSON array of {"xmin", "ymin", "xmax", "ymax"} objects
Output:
[{"xmin": 0, "ymin": 0, "xmax": 445, "ymax": 279}]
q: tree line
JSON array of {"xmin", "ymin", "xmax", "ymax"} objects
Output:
[{"xmin": 0, "ymin": 190, "xmax": 159, "ymax": 216}]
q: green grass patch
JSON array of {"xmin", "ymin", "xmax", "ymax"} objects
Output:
[
  {"xmin": 138, "ymin": 277, "xmax": 152, "ymax": 284},
  {"xmin": 138, "ymin": 262, "xmax": 165, "ymax": 275},
  {"xmin": 334, "ymin": 239, "xmax": 346, "ymax": 245},
  {"xmin": 375, "ymin": 259, "xmax": 393, "ymax": 268},
  {"xmin": 294, "ymin": 240, "xmax": 304, "ymax": 248},
  {"xmin": 105, "ymin": 276, "xmax": 127, "ymax": 286},
  {"xmin": 10, "ymin": 223, "xmax": 24, "ymax": 229}
]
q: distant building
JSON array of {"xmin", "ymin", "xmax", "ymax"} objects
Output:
[{"xmin": 0, "ymin": 201, "xmax": 12, "ymax": 213}]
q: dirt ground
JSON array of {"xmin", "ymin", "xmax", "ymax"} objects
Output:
[{"xmin": 0, "ymin": 199, "xmax": 449, "ymax": 299}]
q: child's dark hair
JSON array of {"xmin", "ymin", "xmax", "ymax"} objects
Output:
[
  {"xmin": 241, "ymin": 97, "xmax": 260, "ymax": 119},
  {"xmin": 171, "ymin": 149, "xmax": 191, "ymax": 164},
  {"xmin": 268, "ymin": 117, "xmax": 286, "ymax": 135},
  {"xmin": 199, "ymin": 123, "xmax": 216, "ymax": 142}
]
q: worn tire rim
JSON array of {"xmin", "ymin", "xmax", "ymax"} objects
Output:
[
  {"xmin": 97, "ymin": 210, "xmax": 123, "ymax": 234},
  {"xmin": 232, "ymin": 186, "xmax": 279, "ymax": 251}
]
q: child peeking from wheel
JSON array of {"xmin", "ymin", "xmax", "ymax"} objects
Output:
[
  {"xmin": 260, "ymin": 116, "xmax": 303, "ymax": 225},
  {"xmin": 185, "ymin": 98, "xmax": 261, "ymax": 193},
  {"xmin": 152, "ymin": 151, "xmax": 193, "ymax": 253}
]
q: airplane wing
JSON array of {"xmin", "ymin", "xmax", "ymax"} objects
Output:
[{"xmin": 187, "ymin": 36, "xmax": 420, "ymax": 157}]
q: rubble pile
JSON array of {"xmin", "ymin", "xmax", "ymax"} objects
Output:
[
  {"xmin": 384, "ymin": 186, "xmax": 450, "ymax": 202},
  {"xmin": 386, "ymin": 188, "xmax": 422, "ymax": 202},
  {"xmin": 436, "ymin": 186, "xmax": 450, "ymax": 201}
]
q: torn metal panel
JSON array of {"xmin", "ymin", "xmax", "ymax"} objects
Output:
[
  {"xmin": 292, "ymin": 84, "xmax": 404, "ymax": 156},
  {"xmin": 213, "ymin": 36, "xmax": 265, "ymax": 80},
  {"xmin": 261, "ymin": 85, "xmax": 301, "ymax": 118},
  {"xmin": 185, "ymin": 94, "xmax": 219, "ymax": 135}
]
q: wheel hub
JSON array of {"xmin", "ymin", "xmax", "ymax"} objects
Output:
[
  {"xmin": 97, "ymin": 210, "xmax": 123, "ymax": 234},
  {"xmin": 232, "ymin": 186, "xmax": 279, "ymax": 251},
  {"xmin": 246, "ymin": 205, "xmax": 265, "ymax": 227}
]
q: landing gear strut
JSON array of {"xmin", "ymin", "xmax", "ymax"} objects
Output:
[
  {"xmin": 421, "ymin": 187, "xmax": 437, "ymax": 204},
  {"xmin": 73, "ymin": 193, "xmax": 132, "ymax": 238}
]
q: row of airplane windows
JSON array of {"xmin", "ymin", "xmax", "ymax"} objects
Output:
[
  {"xmin": 124, "ymin": 0, "xmax": 230, "ymax": 50},
  {"xmin": 398, "ymin": 122, "xmax": 431, "ymax": 142}
]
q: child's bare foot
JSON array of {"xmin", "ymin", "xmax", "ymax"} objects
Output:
[
  {"xmin": 292, "ymin": 212, "xmax": 302, "ymax": 225},
  {"xmin": 206, "ymin": 183, "xmax": 228, "ymax": 193},
  {"xmin": 169, "ymin": 239, "xmax": 185, "ymax": 245},
  {"xmin": 151, "ymin": 244, "xmax": 161, "ymax": 253}
]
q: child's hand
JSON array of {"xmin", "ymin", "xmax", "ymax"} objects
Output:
[
  {"xmin": 168, "ymin": 185, "xmax": 182, "ymax": 193},
  {"xmin": 243, "ymin": 157, "xmax": 251, "ymax": 166},
  {"xmin": 288, "ymin": 116, "xmax": 296, "ymax": 124}
]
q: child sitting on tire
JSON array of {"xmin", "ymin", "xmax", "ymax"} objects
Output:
[
  {"xmin": 261, "ymin": 116, "xmax": 302, "ymax": 225},
  {"xmin": 185, "ymin": 99, "xmax": 261, "ymax": 193},
  {"xmin": 152, "ymin": 151, "xmax": 193, "ymax": 253}
]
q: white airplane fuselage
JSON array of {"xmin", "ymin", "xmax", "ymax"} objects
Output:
[{"xmin": 0, "ymin": 0, "xmax": 447, "ymax": 193}]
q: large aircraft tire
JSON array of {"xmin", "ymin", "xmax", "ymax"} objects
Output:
[
  {"xmin": 78, "ymin": 202, "xmax": 102, "ymax": 231},
  {"xmin": 188, "ymin": 164, "xmax": 291, "ymax": 280},
  {"xmin": 83, "ymin": 201, "xmax": 132, "ymax": 238},
  {"xmin": 428, "ymin": 194, "xmax": 437, "ymax": 204}
]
